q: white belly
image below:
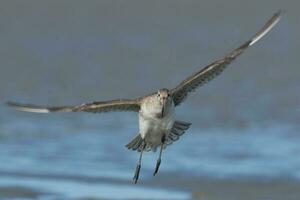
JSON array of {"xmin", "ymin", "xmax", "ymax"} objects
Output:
[{"xmin": 139, "ymin": 103, "xmax": 175, "ymax": 148}]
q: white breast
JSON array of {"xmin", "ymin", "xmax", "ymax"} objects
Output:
[{"xmin": 138, "ymin": 100, "xmax": 175, "ymax": 147}]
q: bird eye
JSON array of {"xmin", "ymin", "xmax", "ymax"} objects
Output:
[{"xmin": 157, "ymin": 94, "xmax": 160, "ymax": 97}]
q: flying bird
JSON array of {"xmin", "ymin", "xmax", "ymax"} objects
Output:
[{"xmin": 7, "ymin": 11, "xmax": 282, "ymax": 184}]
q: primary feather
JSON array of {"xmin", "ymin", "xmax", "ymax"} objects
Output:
[{"xmin": 171, "ymin": 10, "xmax": 282, "ymax": 106}]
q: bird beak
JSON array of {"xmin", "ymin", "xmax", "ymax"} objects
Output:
[
  {"xmin": 161, "ymin": 98, "xmax": 166, "ymax": 118},
  {"xmin": 161, "ymin": 104, "xmax": 164, "ymax": 118}
]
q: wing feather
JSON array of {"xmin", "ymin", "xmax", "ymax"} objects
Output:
[
  {"xmin": 171, "ymin": 10, "xmax": 282, "ymax": 106},
  {"xmin": 7, "ymin": 99, "xmax": 141, "ymax": 114}
]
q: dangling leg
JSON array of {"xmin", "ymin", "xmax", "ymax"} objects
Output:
[
  {"xmin": 153, "ymin": 135, "xmax": 166, "ymax": 176},
  {"xmin": 133, "ymin": 140, "xmax": 145, "ymax": 184}
]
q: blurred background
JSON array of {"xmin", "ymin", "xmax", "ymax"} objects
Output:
[{"xmin": 0, "ymin": 0, "xmax": 299, "ymax": 199}]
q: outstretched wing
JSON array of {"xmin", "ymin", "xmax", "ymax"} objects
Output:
[
  {"xmin": 7, "ymin": 99, "xmax": 141, "ymax": 113},
  {"xmin": 171, "ymin": 10, "xmax": 282, "ymax": 106}
]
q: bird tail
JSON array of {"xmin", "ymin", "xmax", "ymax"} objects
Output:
[
  {"xmin": 165, "ymin": 120, "xmax": 191, "ymax": 146},
  {"xmin": 126, "ymin": 134, "xmax": 145, "ymax": 152},
  {"xmin": 126, "ymin": 120, "xmax": 192, "ymax": 152}
]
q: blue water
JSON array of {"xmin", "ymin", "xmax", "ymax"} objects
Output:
[
  {"xmin": 0, "ymin": 1, "xmax": 299, "ymax": 199},
  {"xmin": 0, "ymin": 103, "xmax": 300, "ymax": 199}
]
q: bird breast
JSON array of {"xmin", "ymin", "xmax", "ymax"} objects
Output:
[
  {"xmin": 139, "ymin": 97, "xmax": 175, "ymax": 139},
  {"xmin": 140, "ymin": 96, "xmax": 174, "ymax": 119}
]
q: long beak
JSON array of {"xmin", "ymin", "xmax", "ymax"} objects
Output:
[{"xmin": 161, "ymin": 99, "xmax": 166, "ymax": 118}]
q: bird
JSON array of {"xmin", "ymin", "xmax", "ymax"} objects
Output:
[{"xmin": 7, "ymin": 10, "xmax": 282, "ymax": 184}]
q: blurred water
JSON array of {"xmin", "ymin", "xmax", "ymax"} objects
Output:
[
  {"xmin": 0, "ymin": 106, "xmax": 299, "ymax": 199},
  {"xmin": 0, "ymin": 0, "xmax": 299, "ymax": 199},
  {"xmin": 2, "ymin": 112, "xmax": 299, "ymax": 180}
]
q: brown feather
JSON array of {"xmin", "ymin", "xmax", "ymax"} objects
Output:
[{"xmin": 171, "ymin": 10, "xmax": 282, "ymax": 106}]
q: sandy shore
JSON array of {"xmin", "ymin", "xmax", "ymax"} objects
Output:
[
  {"xmin": 146, "ymin": 174, "xmax": 300, "ymax": 200},
  {"xmin": 0, "ymin": 186, "xmax": 47, "ymax": 199},
  {"xmin": 0, "ymin": 173, "xmax": 299, "ymax": 200}
]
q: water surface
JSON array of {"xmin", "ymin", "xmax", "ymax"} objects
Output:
[{"xmin": 0, "ymin": 0, "xmax": 299, "ymax": 199}]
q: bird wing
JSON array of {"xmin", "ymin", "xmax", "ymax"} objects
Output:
[
  {"xmin": 170, "ymin": 10, "xmax": 282, "ymax": 106},
  {"xmin": 7, "ymin": 99, "xmax": 141, "ymax": 113}
]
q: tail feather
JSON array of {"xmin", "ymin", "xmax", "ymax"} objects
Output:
[
  {"xmin": 126, "ymin": 135, "xmax": 142, "ymax": 150},
  {"xmin": 173, "ymin": 120, "xmax": 191, "ymax": 130},
  {"xmin": 168, "ymin": 132, "xmax": 179, "ymax": 141},
  {"xmin": 132, "ymin": 138, "xmax": 142, "ymax": 151},
  {"xmin": 166, "ymin": 120, "xmax": 191, "ymax": 145},
  {"xmin": 126, "ymin": 134, "xmax": 149, "ymax": 152},
  {"xmin": 170, "ymin": 127, "xmax": 185, "ymax": 136},
  {"xmin": 126, "ymin": 120, "xmax": 192, "ymax": 152}
]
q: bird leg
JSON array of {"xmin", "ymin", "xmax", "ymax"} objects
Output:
[
  {"xmin": 133, "ymin": 141, "xmax": 145, "ymax": 184},
  {"xmin": 153, "ymin": 135, "xmax": 166, "ymax": 176}
]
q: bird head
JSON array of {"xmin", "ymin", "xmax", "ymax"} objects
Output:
[{"xmin": 156, "ymin": 88, "xmax": 172, "ymax": 117}]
